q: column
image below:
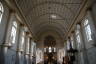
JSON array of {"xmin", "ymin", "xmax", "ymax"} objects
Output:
[
  {"xmin": 79, "ymin": 23, "xmax": 89, "ymax": 64},
  {"xmin": 85, "ymin": 9, "xmax": 96, "ymax": 64},
  {"xmin": 2, "ymin": 12, "xmax": 15, "ymax": 64},
  {"xmin": 72, "ymin": 32, "xmax": 78, "ymax": 64},
  {"xmin": 25, "ymin": 32, "xmax": 31, "ymax": 64},
  {"xmin": 15, "ymin": 24, "xmax": 25, "ymax": 64},
  {"xmin": 29, "ymin": 39, "xmax": 34, "ymax": 64},
  {"xmin": 90, "ymin": 1, "xmax": 96, "ymax": 28},
  {"xmin": 87, "ymin": 9, "xmax": 96, "ymax": 44},
  {"xmin": 74, "ymin": 24, "xmax": 85, "ymax": 64},
  {"xmin": 32, "ymin": 42, "xmax": 36, "ymax": 64},
  {"xmin": 0, "ymin": 3, "xmax": 9, "ymax": 64}
]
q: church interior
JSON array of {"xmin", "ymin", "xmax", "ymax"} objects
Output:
[{"xmin": 0, "ymin": 0, "xmax": 96, "ymax": 64}]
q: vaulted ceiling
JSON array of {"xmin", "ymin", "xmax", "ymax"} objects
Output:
[{"xmin": 14, "ymin": 0, "xmax": 84, "ymax": 40}]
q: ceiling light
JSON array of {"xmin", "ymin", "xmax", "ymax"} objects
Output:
[{"xmin": 51, "ymin": 15, "xmax": 57, "ymax": 19}]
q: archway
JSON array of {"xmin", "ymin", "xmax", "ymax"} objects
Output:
[{"xmin": 44, "ymin": 35, "xmax": 57, "ymax": 64}]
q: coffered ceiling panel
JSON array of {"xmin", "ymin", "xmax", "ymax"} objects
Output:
[{"xmin": 15, "ymin": 0, "xmax": 83, "ymax": 39}]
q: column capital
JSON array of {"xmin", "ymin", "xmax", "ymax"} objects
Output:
[
  {"xmin": 26, "ymin": 32, "xmax": 32, "ymax": 38},
  {"xmin": 2, "ymin": 43, "xmax": 12, "ymax": 47},
  {"xmin": 68, "ymin": 36, "xmax": 70, "ymax": 39},
  {"xmin": 24, "ymin": 27, "xmax": 29, "ymax": 32},
  {"xmin": 86, "ymin": 7, "xmax": 92, "ymax": 12},
  {"xmin": 77, "ymin": 22, "xmax": 81, "ymax": 25},
  {"xmin": 71, "ymin": 31, "xmax": 75, "ymax": 34},
  {"xmin": 16, "ymin": 48, "xmax": 24, "ymax": 52},
  {"xmin": 9, "ymin": 9, "xmax": 16, "ymax": 15},
  {"xmin": 19, "ymin": 23, "xmax": 25, "ymax": 27},
  {"xmin": 25, "ymin": 53, "xmax": 30, "ymax": 55},
  {"xmin": 86, "ymin": 0, "xmax": 96, "ymax": 12}
]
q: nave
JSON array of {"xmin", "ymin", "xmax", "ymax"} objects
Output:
[{"xmin": 0, "ymin": 0, "xmax": 96, "ymax": 64}]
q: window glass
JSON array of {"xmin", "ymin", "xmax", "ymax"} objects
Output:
[
  {"xmin": 76, "ymin": 30, "xmax": 81, "ymax": 49},
  {"xmin": 84, "ymin": 19, "xmax": 92, "ymax": 41},
  {"xmin": 54, "ymin": 47, "xmax": 56, "ymax": 52},
  {"xmin": 71, "ymin": 36, "xmax": 74, "ymax": 48},
  {"xmin": 44, "ymin": 48, "xmax": 46, "ymax": 52},
  {"xmin": 27, "ymin": 37, "xmax": 30, "ymax": 52},
  {"xmin": 76, "ymin": 30, "xmax": 79, "ymax": 35},
  {"xmin": 67, "ymin": 40, "xmax": 70, "ymax": 50},
  {"xmin": 76, "ymin": 24, "xmax": 82, "ymax": 50},
  {"xmin": 0, "ymin": 2, "xmax": 4, "ymax": 23},
  {"xmin": 21, "ymin": 31, "xmax": 25, "ymax": 45},
  {"xmin": 77, "ymin": 35, "xmax": 80, "ymax": 43},
  {"xmin": 49, "ymin": 47, "xmax": 52, "ymax": 53},
  {"xmin": 10, "ymin": 21, "xmax": 17, "ymax": 44},
  {"xmin": 76, "ymin": 30, "xmax": 81, "ymax": 43}
]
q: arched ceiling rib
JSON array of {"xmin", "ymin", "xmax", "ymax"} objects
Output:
[{"xmin": 15, "ymin": 0, "xmax": 83, "ymax": 40}]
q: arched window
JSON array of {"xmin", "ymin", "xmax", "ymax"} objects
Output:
[
  {"xmin": 44, "ymin": 48, "xmax": 46, "ymax": 52},
  {"xmin": 10, "ymin": 21, "xmax": 17, "ymax": 44},
  {"xmin": 54, "ymin": 47, "xmax": 56, "ymax": 52},
  {"xmin": 70, "ymin": 35, "xmax": 75, "ymax": 49},
  {"xmin": 20, "ymin": 30, "xmax": 25, "ymax": 50},
  {"xmin": 49, "ymin": 47, "xmax": 52, "ymax": 53},
  {"xmin": 84, "ymin": 19, "xmax": 92, "ymax": 41},
  {"xmin": 76, "ymin": 25, "xmax": 81, "ymax": 49},
  {"xmin": 0, "ymin": 2, "xmax": 4, "ymax": 23},
  {"xmin": 67, "ymin": 40, "xmax": 70, "ymax": 50}
]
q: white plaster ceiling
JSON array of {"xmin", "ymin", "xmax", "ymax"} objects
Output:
[{"xmin": 15, "ymin": 0, "xmax": 83, "ymax": 39}]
